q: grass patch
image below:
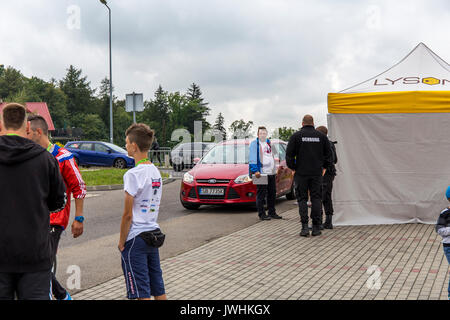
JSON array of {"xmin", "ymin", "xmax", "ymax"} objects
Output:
[{"xmin": 80, "ymin": 167, "xmax": 169, "ymax": 186}]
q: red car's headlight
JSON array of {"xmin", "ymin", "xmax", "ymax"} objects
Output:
[
  {"xmin": 234, "ymin": 174, "xmax": 252, "ymax": 184},
  {"xmin": 183, "ymin": 172, "xmax": 194, "ymax": 183}
]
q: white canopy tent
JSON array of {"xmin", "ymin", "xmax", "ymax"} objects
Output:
[{"xmin": 327, "ymin": 43, "xmax": 450, "ymax": 225}]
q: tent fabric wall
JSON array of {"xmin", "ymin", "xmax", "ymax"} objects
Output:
[{"xmin": 328, "ymin": 113, "xmax": 450, "ymax": 225}]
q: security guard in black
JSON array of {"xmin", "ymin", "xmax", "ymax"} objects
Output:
[
  {"xmin": 286, "ymin": 123, "xmax": 333, "ymax": 236},
  {"xmin": 286, "ymin": 125, "xmax": 333, "ymax": 176}
]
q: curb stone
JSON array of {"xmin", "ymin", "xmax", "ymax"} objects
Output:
[{"xmin": 86, "ymin": 177, "xmax": 176, "ymax": 192}]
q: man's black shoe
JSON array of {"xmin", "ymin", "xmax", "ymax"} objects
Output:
[
  {"xmin": 300, "ymin": 224, "xmax": 310, "ymax": 237},
  {"xmin": 311, "ymin": 225, "xmax": 322, "ymax": 236},
  {"xmin": 323, "ymin": 215, "xmax": 333, "ymax": 229},
  {"xmin": 268, "ymin": 214, "xmax": 282, "ymax": 219},
  {"xmin": 259, "ymin": 215, "xmax": 271, "ymax": 221}
]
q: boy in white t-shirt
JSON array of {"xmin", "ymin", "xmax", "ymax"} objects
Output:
[{"xmin": 118, "ymin": 123, "xmax": 167, "ymax": 300}]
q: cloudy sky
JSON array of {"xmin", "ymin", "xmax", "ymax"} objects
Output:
[{"xmin": 1, "ymin": 0, "xmax": 449, "ymax": 134}]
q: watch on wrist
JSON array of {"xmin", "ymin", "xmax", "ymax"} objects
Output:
[{"xmin": 75, "ymin": 216, "xmax": 84, "ymax": 223}]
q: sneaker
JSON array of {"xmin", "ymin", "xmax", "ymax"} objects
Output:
[
  {"xmin": 63, "ymin": 292, "xmax": 72, "ymax": 300},
  {"xmin": 268, "ymin": 214, "xmax": 282, "ymax": 219}
]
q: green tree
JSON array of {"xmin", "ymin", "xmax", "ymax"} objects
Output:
[
  {"xmin": 20, "ymin": 76, "xmax": 47, "ymax": 101},
  {"xmin": 185, "ymin": 83, "xmax": 211, "ymax": 132},
  {"xmin": 212, "ymin": 112, "xmax": 227, "ymax": 140},
  {"xmin": 166, "ymin": 91, "xmax": 191, "ymax": 148},
  {"xmin": 141, "ymin": 85, "xmax": 170, "ymax": 146},
  {"xmin": 112, "ymin": 100, "xmax": 133, "ymax": 147},
  {"xmin": 229, "ymin": 119, "xmax": 254, "ymax": 138},
  {"xmin": 43, "ymin": 80, "xmax": 69, "ymax": 129},
  {"xmin": 79, "ymin": 114, "xmax": 108, "ymax": 141},
  {"xmin": 274, "ymin": 126, "xmax": 297, "ymax": 141},
  {"xmin": 22, "ymin": 77, "xmax": 69, "ymax": 129},
  {"xmin": 0, "ymin": 66, "xmax": 25, "ymax": 100},
  {"xmin": 96, "ymin": 77, "xmax": 115, "ymax": 129},
  {"xmin": 7, "ymin": 88, "xmax": 29, "ymax": 104},
  {"xmin": 59, "ymin": 65, "xmax": 95, "ymax": 123},
  {"xmin": 167, "ymin": 91, "xmax": 187, "ymax": 129}
]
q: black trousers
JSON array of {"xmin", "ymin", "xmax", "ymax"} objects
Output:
[
  {"xmin": 256, "ymin": 174, "xmax": 276, "ymax": 217},
  {"xmin": 50, "ymin": 225, "xmax": 67, "ymax": 300},
  {"xmin": 0, "ymin": 270, "xmax": 51, "ymax": 300},
  {"xmin": 150, "ymin": 151, "xmax": 162, "ymax": 164},
  {"xmin": 321, "ymin": 174, "xmax": 335, "ymax": 216},
  {"xmin": 295, "ymin": 175, "xmax": 322, "ymax": 226}
]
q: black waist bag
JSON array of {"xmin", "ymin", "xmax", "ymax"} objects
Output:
[{"xmin": 139, "ymin": 229, "xmax": 166, "ymax": 248}]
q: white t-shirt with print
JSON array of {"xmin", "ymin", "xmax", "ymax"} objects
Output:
[
  {"xmin": 123, "ymin": 164, "xmax": 162, "ymax": 242},
  {"xmin": 260, "ymin": 141, "xmax": 275, "ymax": 175}
]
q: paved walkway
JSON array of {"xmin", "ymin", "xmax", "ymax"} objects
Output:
[{"xmin": 72, "ymin": 207, "xmax": 449, "ymax": 300}]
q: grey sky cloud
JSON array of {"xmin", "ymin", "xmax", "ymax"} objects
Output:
[{"xmin": 0, "ymin": 0, "xmax": 448, "ymax": 133}]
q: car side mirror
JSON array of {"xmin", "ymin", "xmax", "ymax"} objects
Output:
[
  {"xmin": 107, "ymin": 149, "xmax": 112, "ymax": 154},
  {"xmin": 193, "ymin": 157, "xmax": 200, "ymax": 164}
]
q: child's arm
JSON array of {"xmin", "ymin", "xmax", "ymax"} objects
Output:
[
  {"xmin": 435, "ymin": 209, "xmax": 450, "ymax": 237},
  {"xmin": 437, "ymin": 226, "xmax": 450, "ymax": 237},
  {"xmin": 118, "ymin": 191, "xmax": 134, "ymax": 251}
]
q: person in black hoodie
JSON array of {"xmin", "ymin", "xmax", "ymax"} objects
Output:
[
  {"xmin": 0, "ymin": 103, "xmax": 66, "ymax": 300},
  {"xmin": 316, "ymin": 126, "xmax": 338, "ymax": 230},
  {"xmin": 286, "ymin": 115, "xmax": 333, "ymax": 237}
]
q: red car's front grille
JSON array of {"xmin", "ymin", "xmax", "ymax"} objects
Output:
[{"xmin": 196, "ymin": 179, "xmax": 230, "ymax": 184}]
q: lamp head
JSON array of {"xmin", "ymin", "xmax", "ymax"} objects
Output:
[{"xmin": 100, "ymin": 0, "xmax": 107, "ymax": 5}]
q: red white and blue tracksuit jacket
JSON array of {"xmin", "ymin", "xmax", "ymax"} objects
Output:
[{"xmin": 49, "ymin": 144, "xmax": 86, "ymax": 229}]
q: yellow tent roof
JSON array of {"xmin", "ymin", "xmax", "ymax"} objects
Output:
[{"xmin": 328, "ymin": 43, "xmax": 450, "ymax": 114}]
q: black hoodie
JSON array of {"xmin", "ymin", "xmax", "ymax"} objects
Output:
[
  {"xmin": 286, "ymin": 125, "xmax": 333, "ymax": 176},
  {"xmin": 0, "ymin": 135, "xmax": 66, "ymax": 273}
]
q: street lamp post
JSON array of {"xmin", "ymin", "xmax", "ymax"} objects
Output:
[{"xmin": 100, "ymin": 0, "xmax": 113, "ymax": 144}]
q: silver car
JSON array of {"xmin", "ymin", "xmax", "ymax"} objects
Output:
[{"xmin": 170, "ymin": 142, "xmax": 215, "ymax": 171}]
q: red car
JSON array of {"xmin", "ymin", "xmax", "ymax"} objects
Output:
[{"xmin": 180, "ymin": 139, "xmax": 296, "ymax": 210}]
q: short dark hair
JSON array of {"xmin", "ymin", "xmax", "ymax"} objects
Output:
[
  {"xmin": 27, "ymin": 114, "xmax": 49, "ymax": 135},
  {"xmin": 257, "ymin": 126, "xmax": 267, "ymax": 134},
  {"xmin": 125, "ymin": 123, "xmax": 154, "ymax": 152},
  {"xmin": 316, "ymin": 126, "xmax": 328, "ymax": 135},
  {"xmin": 1, "ymin": 103, "xmax": 27, "ymax": 130}
]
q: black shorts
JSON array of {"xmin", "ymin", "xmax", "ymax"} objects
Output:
[{"xmin": 0, "ymin": 269, "xmax": 52, "ymax": 300}]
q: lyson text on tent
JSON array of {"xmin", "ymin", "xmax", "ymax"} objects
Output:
[{"xmin": 373, "ymin": 77, "xmax": 449, "ymax": 86}]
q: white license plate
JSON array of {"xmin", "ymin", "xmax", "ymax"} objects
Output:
[{"xmin": 199, "ymin": 188, "xmax": 224, "ymax": 195}]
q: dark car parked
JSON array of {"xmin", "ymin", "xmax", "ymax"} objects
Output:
[{"xmin": 65, "ymin": 141, "xmax": 135, "ymax": 168}]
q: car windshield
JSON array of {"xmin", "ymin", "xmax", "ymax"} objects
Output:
[
  {"xmin": 201, "ymin": 144, "xmax": 249, "ymax": 164},
  {"xmin": 104, "ymin": 142, "xmax": 127, "ymax": 154}
]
